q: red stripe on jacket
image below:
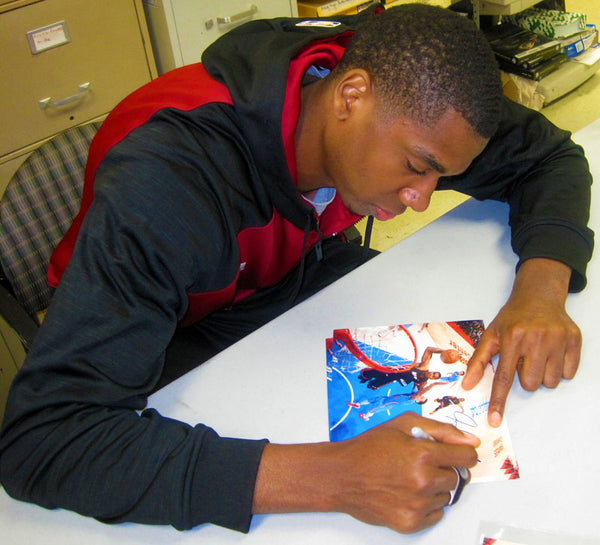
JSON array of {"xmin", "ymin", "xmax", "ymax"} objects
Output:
[{"xmin": 48, "ymin": 64, "xmax": 233, "ymax": 288}]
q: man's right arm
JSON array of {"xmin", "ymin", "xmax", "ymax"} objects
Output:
[
  {"xmin": 252, "ymin": 413, "xmax": 479, "ymax": 534},
  {"xmin": 0, "ymin": 144, "xmax": 267, "ymax": 533},
  {"xmin": 0, "ymin": 195, "xmax": 478, "ymax": 534}
]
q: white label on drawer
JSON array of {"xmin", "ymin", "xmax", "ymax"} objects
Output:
[{"xmin": 26, "ymin": 21, "xmax": 71, "ymax": 55}]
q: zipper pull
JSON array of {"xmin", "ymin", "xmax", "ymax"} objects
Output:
[{"xmin": 315, "ymin": 235, "xmax": 323, "ymax": 262}]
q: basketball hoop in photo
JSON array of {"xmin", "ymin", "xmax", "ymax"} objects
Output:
[{"xmin": 332, "ymin": 325, "xmax": 418, "ymax": 373}]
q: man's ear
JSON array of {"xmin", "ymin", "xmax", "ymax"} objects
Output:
[{"xmin": 332, "ymin": 69, "xmax": 372, "ymax": 121}]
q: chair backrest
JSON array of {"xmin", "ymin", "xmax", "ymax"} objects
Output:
[{"xmin": 0, "ymin": 122, "xmax": 100, "ymax": 316}]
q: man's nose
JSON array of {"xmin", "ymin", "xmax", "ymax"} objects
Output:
[{"xmin": 399, "ymin": 177, "xmax": 438, "ymax": 212}]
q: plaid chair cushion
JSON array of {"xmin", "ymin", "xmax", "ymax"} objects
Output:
[{"xmin": 0, "ymin": 122, "xmax": 100, "ymax": 316}]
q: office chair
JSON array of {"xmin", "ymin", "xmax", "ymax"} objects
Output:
[{"xmin": 0, "ymin": 121, "xmax": 101, "ymax": 351}]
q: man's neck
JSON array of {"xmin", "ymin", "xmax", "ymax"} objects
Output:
[{"xmin": 294, "ymin": 77, "xmax": 331, "ymax": 195}]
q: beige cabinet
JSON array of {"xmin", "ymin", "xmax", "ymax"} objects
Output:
[
  {"xmin": 144, "ymin": 0, "xmax": 298, "ymax": 74},
  {"xmin": 0, "ymin": 0, "xmax": 157, "ymax": 420},
  {"xmin": 0, "ymin": 0, "xmax": 157, "ymax": 171}
]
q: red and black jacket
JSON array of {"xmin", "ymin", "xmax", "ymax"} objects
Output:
[{"xmin": 48, "ymin": 25, "xmax": 363, "ymax": 327}]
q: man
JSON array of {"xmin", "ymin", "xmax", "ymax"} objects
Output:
[
  {"xmin": 348, "ymin": 391, "xmax": 427, "ymax": 421},
  {"xmin": 360, "ymin": 366, "xmax": 442, "ymax": 391},
  {"xmin": 430, "ymin": 396, "xmax": 466, "ymax": 415},
  {"xmin": 0, "ymin": 3, "xmax": 593, "ymax": 536}
]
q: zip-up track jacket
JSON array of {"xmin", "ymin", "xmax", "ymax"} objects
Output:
[{"xmin": 0, "ymin": 10, "xmax": 594, "ymax": 533}]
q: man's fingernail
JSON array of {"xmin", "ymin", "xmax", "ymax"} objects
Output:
[{"xmin": 488, "ymin": 411, "xmax": 502, "ymax": 427}]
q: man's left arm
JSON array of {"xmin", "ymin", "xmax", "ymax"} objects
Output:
[
  {"xmin": 438, "ymin": 97, "xmax": 594, "ymax": 425},
  {"xmin": 462, "ymin": 257, "xmax": 581, "ymax": 426}
]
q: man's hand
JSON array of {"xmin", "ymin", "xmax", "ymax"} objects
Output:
[
  {"xmin": 253, "ymin": 412, "xmax": 479, "ymax": 534},
  {"xmin": 462, "ymin": 258, "xmax": 581, "ymax": 427}
]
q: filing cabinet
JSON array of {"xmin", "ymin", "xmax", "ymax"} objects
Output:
[
  {"xmin": 0, "ymin": 0, "xmax": 157, "ymax": 418},
  {"xmin": 143, "ymin": 0, "xmax": 298, "ymax": 74},
  {"xmin": 0, "ymin": 0, "xmax": 157, "ymax": 185}
]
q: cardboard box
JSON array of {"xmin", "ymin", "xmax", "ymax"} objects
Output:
[
  {"xmin": 296, "ymin": 0, "xmax": 452, "ymax": 16},
  {"xmin": 383, "ymin": 0, "xmax": 452, "ymax": 7},
  {"xmin": 297, "ymin": 0, "xmax": 375, "ymax": 17}
]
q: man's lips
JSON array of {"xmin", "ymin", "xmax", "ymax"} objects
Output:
[{"xmin": 374, "ymin": 207, "xmax": 398, "ymax": 221}]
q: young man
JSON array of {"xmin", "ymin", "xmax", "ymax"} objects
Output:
[{"xmin": 0, "ymin": 4, "xmax": 593, "ymax": 536}]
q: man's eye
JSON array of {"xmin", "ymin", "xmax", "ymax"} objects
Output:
[{"xmin": 407, "ymin": 162, "xmax": 427, "ymax": 176}]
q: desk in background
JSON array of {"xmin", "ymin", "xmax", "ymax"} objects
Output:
[{"xmin": 1, "ymin": 121, "xmax": 599, "ymax": 544}]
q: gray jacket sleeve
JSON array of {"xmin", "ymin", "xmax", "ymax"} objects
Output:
[
  {"xmin": 0, "ymin": 133, "xmax": 267, "ymax": 533},
  {"xmin": 438, "ymin": 97, "xmax": 594, "ymax": 291}
]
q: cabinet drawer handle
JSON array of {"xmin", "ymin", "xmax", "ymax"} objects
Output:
[
  {"xmin": 217, "ymin": 5, "xmax": 257, "ymax": 25},
  {"xmin": 39, "ymin": 82, "xmax": 91, "ymax": 110}
]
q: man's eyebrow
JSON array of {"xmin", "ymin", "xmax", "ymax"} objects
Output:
[{"xmin": 413, "ymin": 146, "xmax": 447, "ymax": 175}]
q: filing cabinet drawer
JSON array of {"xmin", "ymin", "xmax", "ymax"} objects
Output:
[
  {"xmin": 0, "ymin": 0, "xmax": 155, "ymax": 158},
  {"xmin": 144, "ymin": 0, "xmax": 297, "ymax": 75}
]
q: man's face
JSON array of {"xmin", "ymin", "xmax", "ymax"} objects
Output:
[{"xmin": 324, "ymin": 103, "xmax": 489, "ymax": 221}]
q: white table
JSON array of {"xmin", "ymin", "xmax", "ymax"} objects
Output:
[{"xmin": 2, "ymin": 121, "xmax": 599, "ymax": 544}]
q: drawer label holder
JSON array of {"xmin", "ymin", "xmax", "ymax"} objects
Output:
[{"xmin": 27, "ymin": 20, "xmax": 71, "ymax": 55}]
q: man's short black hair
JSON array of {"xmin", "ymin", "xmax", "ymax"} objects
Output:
[{"xmin": 334, "ymin": 4, "xmax": 502, "ymax": 138}]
